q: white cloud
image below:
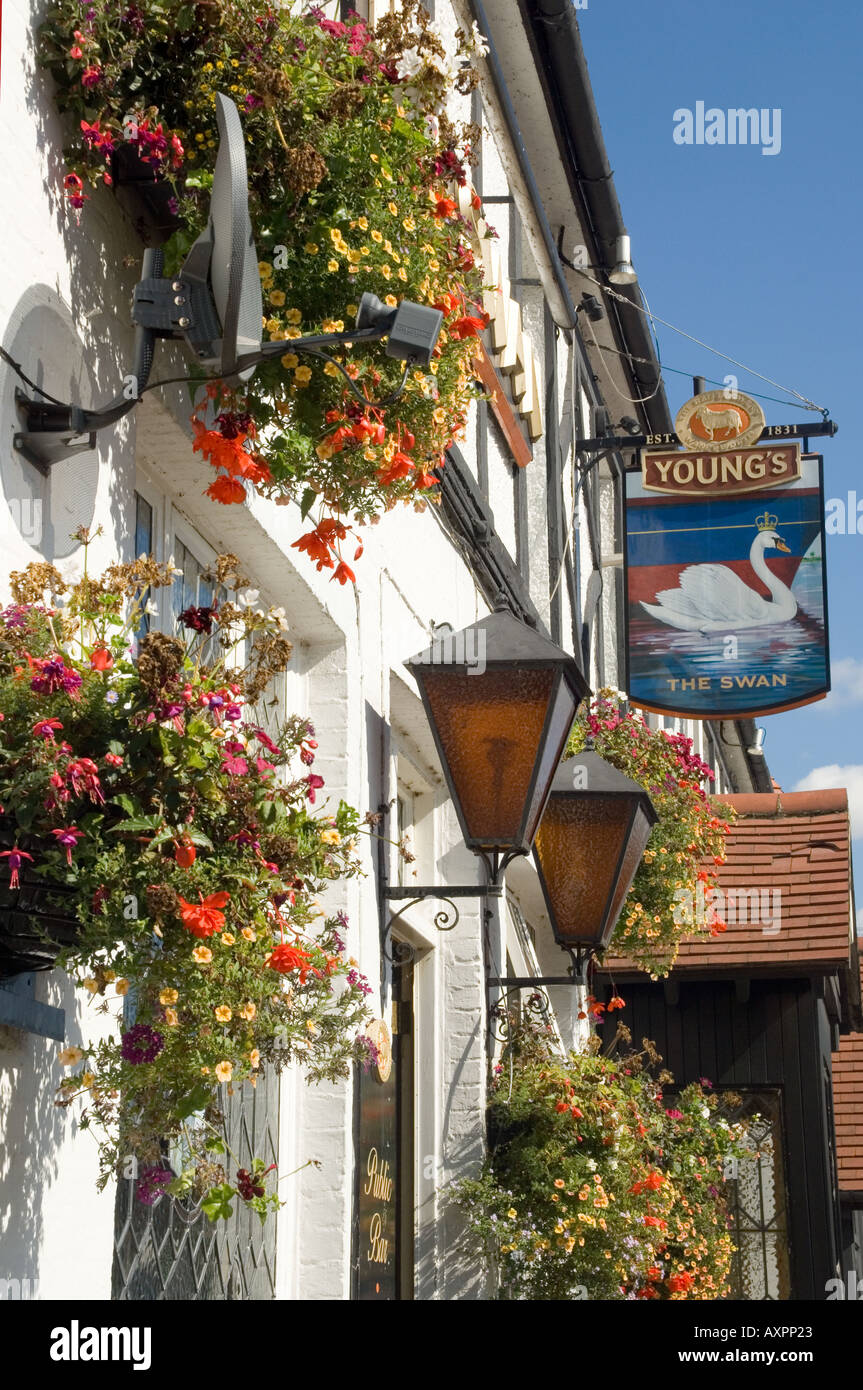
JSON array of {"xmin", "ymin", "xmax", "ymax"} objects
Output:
[
  {"xmin": 823, "ymin": 658, "xmax": 863, "ymax": 710},
  {"xmin": 793, "ymin": 763, "xmax": 863, "ymax": 840}
]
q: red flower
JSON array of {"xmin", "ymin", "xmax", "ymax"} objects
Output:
[
  {"xmin": 331, "ymin": 561, "xmax": 356, "ymax": 586},
  {"xmin": 450, "ymin": 313, "xmax": 489, "ymax": 340},
  {"xmin": 555, "ymin": 1100, "xmax": 568, "ymax": 1113},
  {"xmin": 667, "ymin": 1271, "xmax": 694, "ymax": 1294},
  {"xmin": 434, "ymin": 197, "xmax": 457, "ymax": 219},
  {"xmin": 291, "ymin": 528, "xmax": 335, "ymax": 571},
  {"xmin": 174, "ymin": 838, "xmax": 197, "ymax": 868},
  {"xmin": 90, "ymin": 647, "xmax": 113, "ymax": 671},
  {"xmin": 377, "ymin": 451, "xmax": 414, "ymax": 486},
  {"xmin": 177, "ymin": 892, "xmax": 230, "ymax": 938},
  {"xmin": 266, "ymin": 942, "xmax": 316, "ymax": 981},
  {"xmin": 206, "ymin": 475, "xmax": 246, "ymax": 505},
  {"xmin": 81, "ymin": 65, "xmax": 102, "ymax": 88}
]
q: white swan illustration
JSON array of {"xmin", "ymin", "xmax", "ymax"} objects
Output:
[{"xmin": 641, "ymin": 527, "xmax": 797, "ymax": 633}]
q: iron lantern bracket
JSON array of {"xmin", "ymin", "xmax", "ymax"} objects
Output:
[{"xmin": 487, "ymin": 946, "xmax": 590, "ymax": 990}]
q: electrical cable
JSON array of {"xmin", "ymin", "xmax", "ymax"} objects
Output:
[{"xmin": 572, "ymin": 264, "xmax": 828, "ymax": 417}]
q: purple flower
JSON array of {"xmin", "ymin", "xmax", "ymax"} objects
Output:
[
  {"xmin": 136, "ymin": 1165, "xmax": 174, "ymax": 1206},
  {"xmin": 356, "ymin": 1035, "xmax": 380, "ymax": 1073},
  {"xmin": 31, "ymin": 656, "xmax": 82, "ymax": 697},
  {"xmin": 120, "ymin": 1024, "xmax": 164, "ymax": 1065}
]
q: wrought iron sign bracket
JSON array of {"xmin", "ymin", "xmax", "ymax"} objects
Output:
[{"xmin": 487, "ymin": 945, "xmax": 590, "ymax": 991}]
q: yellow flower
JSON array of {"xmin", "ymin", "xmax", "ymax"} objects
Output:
[
  {"xmin": 388, "ymin": 201, "xmax": 398, "ymax": 216},
  {"xmin": 59, "ymin": 1046, "xmax": 84, "ymax": 1067},
  {"xmin": 285, "ymin": 327, "xmax": 301, "ymax": 340},
  {"xmin": 215, "ymin": 1005, "xmax": 232, "ymax": 1022},
  {"xmin": 304, "ymin": 242, "xmax": 319, "ymax": 255},
  {"xmin": 346, "ymin": 303, "xmax": 358, "ymax": 317},
  {"xmin": 295, "ymin": 365, "xmax": 312, "ymax": 385},
  {"xmin": 249, "ymin": 1048, "xmax": 260, "ymax": 1068},
  {"xmin": 239, "ymin": 1002, "xmax": 257, "ymax": 1020},
  {"xmin": 80, "ymin": 1071, "xmax": 96, "ymax": 1088},
  {"xmin": 324, "ymin": 361, "xmax": 341, "ymax": 378},
  {"xmin": 320, "ymin": 828, "xmax": 341, "ymax": 846},
  {"xmin": 381, "ymin": 265, "xmax": 391, "ymax": 279},
  {"xmin": 103, "ymin": 970, "xmax": 116, "ymax": 982},
  {"xmin": 346, "ymin": 248, "xmax": 361, "ymax": 264},
  {"xmin": 193, "ymin": 945, "xmax": 213, "ymax": 964},
  {"xmin": 241, "ymin": 927, "xmax": 256, "ymax": 942},
  {"xmin": 83, "ymin": 978, "xmax": 100, "ymax": 994},
  {"xmin": 507, "ymin": 1208, "xmax": 518, "ymax": 1219},
  {"xmin": 281, "ymin": 352, "xmax": 299, "ymax": 370},
  {"xmin": 159, "ymin": 988, "xmax": 178, "ymax": 1005},
  {"xmin": 215, "ymin": 1061, "xmax": 233, "ymax": 1083},
  {"xmin": 327, "ymin": 259, "xmax": 339, "ymax": 272},
  {"xmin": 385, "ymin": 294, "xmax": 398, "ymax": 307},
  {"xmin": 358, "ymin": 217, "xmax": 369, "ymax": 231},
  {"xmin": 286, "ymin": 308, "xmax": 302, "ymax": 325},
  {"xmin": 322, "ymin": 318, "xmax": 344, "ymax": 333},
  {"xmin": 428, "ymin": 259, "xmax": 440, "ymax": 271},
  {"xmin": 371, "ymin": 229, "xmax": 383, "ymax": 243},
  {"xmin": 403, "ymin": 217, "xmax": 415, "ymax": 232},
  {"xmin": 397, "ymin": 267, "xmax": 408, "ymax": 282},
  {"xmin": 115, "ymin": 978, "xmax": 130, "ymax": 996},
  {"xmin": 221, "ymin": 933, "xmax": 235, "ymax": 946},
  {"xmin": 329, "ymin": 227, "xmax": 342, "ymax": 244},
  {"xmin": 370, "ymin": 153, "xmax": 379, "ymax": 163},
  {"xmin": 306, "ymin": 1020, "xmax": 318, "ymax": 1035},
  {"xmin": 268, "ymin": 290, "xmax": 286, "ymax": 307},
  {"xmin": 164, "ymin": 1008, "xmax": 179, "ymax": 1026},
  {"xmin": 432, "ymin": 407, "xmax": 447, "ymax": 424}
]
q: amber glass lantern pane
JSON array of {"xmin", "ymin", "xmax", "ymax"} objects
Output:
[
  {"xmin": 534, "ymin": 795, "xmax": 634, "ymax": 948},
  {"xmin": 419, "ymin": 667, "xmax": 556, "ymax": 849}
]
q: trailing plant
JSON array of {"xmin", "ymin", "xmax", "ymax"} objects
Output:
[
  {"xmin": 39, "ymin": 1, "xmax": 494, "ymax": 580},
  {"xmin": 569, "ymin": 689, "xmax": 732, "ymax": 976},
  {"xmin": 0, "ymin": 540, "xmax": 371, "ymax": 1221},
  {"xmin": 454, "ymin": 1019, "xmax": 750, "ymax": 1301}
]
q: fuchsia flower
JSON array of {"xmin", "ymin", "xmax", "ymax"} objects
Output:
[
  {"xmin": 67, "ymin": 758, "xmax": 104, "ymax": 804},
  {"xmin": 51, "ymin": 827, "xmax": 84, "ymax": 866},
  {"xmin": 252, "ymin": 727, "xmax": 279, "ymax": 755},
  {"xmin": 0, "ymin": 849, "xmax": 34, "ymax": 889},
  {"xmin": 81, "ymin": 65, "xmax": 102, "ymax": 89},
  {"xmin": 33, "ymin": 718, "xmax": 63, "ymax": 740},
  {"xmin": 30, "ymin": 656, "xmax": 82, "ymax": 698},
  {"xmin": 305, "ymin": 773, "xmax": 325, "ymax": 805}
]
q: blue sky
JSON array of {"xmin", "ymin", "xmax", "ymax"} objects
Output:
[{"xmin": 579, "ymin": 0, "xmax": 863, "ymax": 884}]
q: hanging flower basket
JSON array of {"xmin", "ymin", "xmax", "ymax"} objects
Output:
[
  {"xmin": 0, "ymin": 545, "xmax": 372, "ymax": 1222},
  {"xmin": 110, "ymin": 143, "xmax": 185, "ymax": 247},
  {"xmin": 38, "ymin": 1, "xmax": 493, "ymax": 579}
]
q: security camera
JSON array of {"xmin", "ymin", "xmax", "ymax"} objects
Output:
[{"xmin": 356, "ymin": 293, "xmax": 443, "ymax": 367}]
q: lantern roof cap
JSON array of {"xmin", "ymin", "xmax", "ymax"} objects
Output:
[
  {"xmin": 407, "ymin": 606, "xmax": 588, "ymax": 697},
  {"xmin": 552, "ymin": 750, "xmax": 659, "ymax": 818}
]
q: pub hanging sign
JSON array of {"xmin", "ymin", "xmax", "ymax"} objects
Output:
[{"xmin": 624, "ymin": 390, "xmax": 830, "ymax": 719}]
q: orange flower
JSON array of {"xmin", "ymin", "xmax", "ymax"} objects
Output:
[
  {"xmin": 434, "ymin": 196, "xmax": 457, "ymax": 219},
  {"xmin": 90, "ymin": 647, "xmax": 113, "ymax": 671},
  {"xmin": 177, "ymin": 891, "xmax": 230, "ymax": 938},
  {"xmin": 206, "ymin": 474, "xmax": 246, "ymax": 505},
  {"xmin": 266, "ymin": 942, "xmax": 316, "ymax": 981},
  {"xmin": 450, "ymin": 312, "xmax": 489, "ymax": 340},
  {"xmin": 331, "ymin": 560, "xmax": 356, "ymax": 586}
]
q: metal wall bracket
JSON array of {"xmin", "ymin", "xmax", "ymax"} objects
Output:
[{"xmin": 12, "ymin": 389, "xmax": 96, "ymax": 473}]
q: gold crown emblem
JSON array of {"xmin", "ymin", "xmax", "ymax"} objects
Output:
[{"xmin": 755, "ymin": 512, "xmax": 779, "ymax": 531}]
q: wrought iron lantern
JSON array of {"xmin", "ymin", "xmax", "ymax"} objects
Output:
[
  {"xmin": 532, "ymin": 749, "xmax": 658, "ymax": 966},
  {"xmin": 406, "ymin": 604, "xmax": 589, "ymax": 876}
]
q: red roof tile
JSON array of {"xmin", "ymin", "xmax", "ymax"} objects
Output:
[
  {"xmin": 833, "ymin": 962, "xmax": 863, "ymax": 1194},
  {"xmin": 602, "ymin": 790, "xmax": 854, "ymax": 979}
]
